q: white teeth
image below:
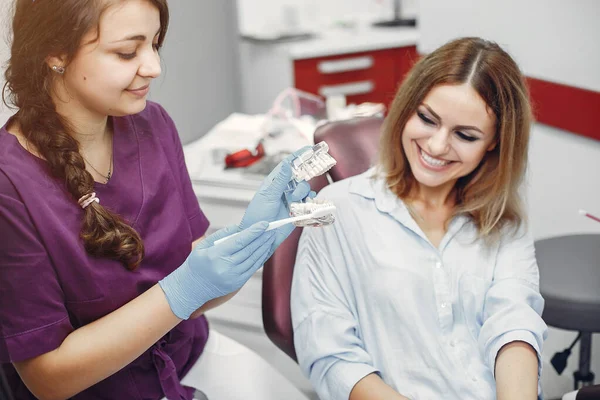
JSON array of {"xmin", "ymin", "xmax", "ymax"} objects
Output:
[
  {"xmin": 290, "ymin": 198, "xmax": 336, "ymax": 227},
  {"xmin": 420, "ymin": 148, "xmax": 449, "ymax": 167},
  {"xmin": 292, "ymin": 142, "xmax": 337, "ymax": 182}
]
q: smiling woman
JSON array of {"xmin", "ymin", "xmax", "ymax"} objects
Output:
[
  {"xmin": 4, "ymin": 0, "xmax": 169, "ymax": 267},
  {"xmin": 381, "ymin": 37, "xmax": 532, "ymax": 240},
  {"xmin": 291, "ymin": 37, "xmax": 546, "ymax": 400}
]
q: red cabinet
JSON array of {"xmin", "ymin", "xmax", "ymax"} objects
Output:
[{"xmin": 293, "ymin": 46, "xmax": 418, "ymax": 107}]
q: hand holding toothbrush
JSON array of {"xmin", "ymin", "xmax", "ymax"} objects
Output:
[
  {"xmin": 239, "ymin": 147, "xmax": 314, "ymax": 253},
  {"xmin": 215, "ymin": 205, "xmax": 336, "ymax": 246}
]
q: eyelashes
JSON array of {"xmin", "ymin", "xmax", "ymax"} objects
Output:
[
  {"xmin": 117, "ymin": 44, "xmax": 161, "ymax": 61},
  {"xmin": 416, "ymin": 111, "xmax": 478, "ymax": 142}
]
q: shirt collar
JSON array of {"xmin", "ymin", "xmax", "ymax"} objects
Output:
[
  {"xmin": 348, "ymin": 167, "xmax": 420, "ymax": 230},
  {"xmin": 348, "ymin": 167, "xmax": 470, "ymax": 251}
]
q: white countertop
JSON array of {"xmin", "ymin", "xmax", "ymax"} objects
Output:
[{"xmin": 282, "ymin": 26, "xmax": 418, "ymax": 60}]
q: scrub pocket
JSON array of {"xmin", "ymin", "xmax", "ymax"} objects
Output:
[{"xmin": 65, "ymin": 296, "xmax": 109, "ymax": 327}]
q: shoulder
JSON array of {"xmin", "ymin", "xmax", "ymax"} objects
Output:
[
  {"xmin": 0, "ymin": 129, "xmax": 56, "ymax": 197},
  {"xmin": 0, "ymin": 167, "xmax": 19, "ymax": 200},
  {"xmin": 317, "ymin": 168, "xmax": 379, "ymax": 203}
]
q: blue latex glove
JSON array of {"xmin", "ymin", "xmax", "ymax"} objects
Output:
[
  {"xmin": 159, "ymin": 222, "xmax": 275, "ymax": 320},
  {"xmin": 239, "ymin": 148, "xmax": 314, "ymax": 251}
]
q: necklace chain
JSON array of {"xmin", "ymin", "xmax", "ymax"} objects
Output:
[
  {"xmin": 84, "ymin": 155, "xmax": 112, "ymax": 183},
  {"xmin": 82, "ymin": 138, "xmax": 113, "ymax": 184}
]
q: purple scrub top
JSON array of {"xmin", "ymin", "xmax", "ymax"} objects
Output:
[{"xmin": 0, "ymin": 101, "xmax": 211, "ymax": 399}]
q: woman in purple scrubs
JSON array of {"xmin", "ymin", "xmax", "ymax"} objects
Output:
[{"xmin": 0, "ymin": 1, "xmax": 310, "ymax": 399}]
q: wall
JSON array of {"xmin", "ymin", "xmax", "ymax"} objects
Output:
[
  {"xmin": 419, "ymin": 0, "xmax": 600, "ymax": 398},
  {"xmin": 237, "ymin": 0, "xmax": 418, "ymax": 35},
  {"xmin": 0, "ymin": 1, "xmax": 14, "ymax": 125},
  {"xmin": 149, "ymin": 0, "xmax": 241, "ymax": 144}
]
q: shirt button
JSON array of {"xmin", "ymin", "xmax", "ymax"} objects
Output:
[
  {"xmin": 449, "ymin": 340, "xmax": 456, "ymax": 347},
  {"xmin": 441, "ymin": 302, "xmax": 447, "ymax": 308},
  {"xmin": 435, "ymin": 261, "xmax": 442, "ymax": 269},
  {"xmin": 472, "ymin": 376, "xmax": 478, "ymax": 382}
]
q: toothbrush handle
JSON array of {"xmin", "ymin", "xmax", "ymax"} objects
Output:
[
  {"xmin": 214, "ymin": 231, "xmax": 242, "ymax": 246},
  {"xmin": 214, "ymin": 215, "xmax": 305, "ymax": 246},
  {"xmin": 266, "ymin": 215, "xmax": 305, "ymax": 231}
]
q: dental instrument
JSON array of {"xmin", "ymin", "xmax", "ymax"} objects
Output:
[{"xmin": 579, "ymin": 209, "xmax": 600, "ymax": 224}]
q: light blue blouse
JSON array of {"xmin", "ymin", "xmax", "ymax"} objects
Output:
[{"xmin": 291, "ymin": 169, "xmax": 547, "ymax": 400}]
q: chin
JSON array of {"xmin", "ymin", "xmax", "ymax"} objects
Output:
[
  {"xmin": 109, "ymin": 100, "xmax": 147, "ymax": 117},
  {"xmin": 412, "ymin": 173, "xmax": 450, "ymax": 189},
  {"xmin": 410, "ymin": 162, "xmax": 458, "ymax": 189}
]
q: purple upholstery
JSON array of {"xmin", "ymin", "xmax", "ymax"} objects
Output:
[
  {"xmin": 261, "ymin": 116, "xmax": 384, "ymax": 361},
  {"xmin": 576, "ymin": 385, "xmax": 600, "ymax": 399},
  {"xmin": 315, "ymin": 117, "xmax": 385, "ymax": 182}
]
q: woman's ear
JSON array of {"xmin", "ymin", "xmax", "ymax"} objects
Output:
[
  {"xmin": 45, "ymin": 54, "xmax": 67, "ymax": 73},
  {"xmin": 487, "ymin": 139, "xmax": 498, "ymax": 152}
]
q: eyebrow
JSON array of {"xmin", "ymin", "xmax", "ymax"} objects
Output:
[
  {"xmin": 422, "ymin": 103, "xmax": 485, "ymax": 135},
  {"xmin": 111, "ymin": 28, "xmax": 161, "ymax": 43}
]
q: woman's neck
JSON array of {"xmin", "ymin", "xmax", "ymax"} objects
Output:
[
  {"xmin": 409, "ymin": 180, "xmax": 457, "ymax": 210},
  {"xmin": 52, "ymin": 86, "xmax": 110, "ymax": 153}
]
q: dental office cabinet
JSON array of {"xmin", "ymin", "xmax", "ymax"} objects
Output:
[{"xmin": 238, "ymin": 26, "xmax": 419, "ymax": 114}]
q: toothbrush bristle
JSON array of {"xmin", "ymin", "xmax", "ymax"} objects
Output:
[
  {"xmin": 579, "ymin": 209, "xmax": 587, "ymax": 216},
  {"xmin": 289, "ymin": 199, "xmax": 336, "ymax": 227},
  {"xmin": 311, "ymin": 205, "xmax": 336, "ymax": 218}
]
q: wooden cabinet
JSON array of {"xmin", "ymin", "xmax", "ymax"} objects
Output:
[{"xmin": 293, "ymin": 46, "xmax": 418, "ymax": 106}]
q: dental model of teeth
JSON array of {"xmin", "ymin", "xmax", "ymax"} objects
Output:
[
  {"xmin": 289, "ymin": 198, "xmax": 336, "ymax": 227},
  {"xmin": 291, "ymin": 142, "xmax": 337, "ymax": 182},
  {"xmin": 287, "ymin": 142, "xmax": 337, "ymax": 228}
]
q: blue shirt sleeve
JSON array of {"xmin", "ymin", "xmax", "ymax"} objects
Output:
[
  {"xmin": 478, "ymin": 226, "xmax": 548, "ymax": 384},
  {"xmin": 291, "ymin": 221, "xmax": 379, "ymax": 400}
]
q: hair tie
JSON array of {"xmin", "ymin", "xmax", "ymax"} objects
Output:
[{"xmin": 78, "ymin": 192, "xmax": 100, "ymax": 209}]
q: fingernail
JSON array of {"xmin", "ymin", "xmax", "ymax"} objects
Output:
[{"xmin": 254, "ymin": 221, "xmax": 269, "ymax": 230}]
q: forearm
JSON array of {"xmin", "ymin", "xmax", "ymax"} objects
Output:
[
  {"xmin": 15, "ymin": 284, "xmax": 181, "ymax": 400},
  {"xmin": 190, "ymin": 289, "xmax": 241, "ymax": 319},
  {"xmin": 188, "ymin": 235, "xmax": 237, "ymax": 319},
  {"xmin": 495, "ymin": 341, "xmax": 538, "ymax": 400},
  {"xmin": 350, "ymin": 373, "xmax": 410, "ymax": 400}
]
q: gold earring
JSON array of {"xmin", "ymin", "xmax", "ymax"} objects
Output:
[{"xmin": 52, "ymin": 65, "xmax": 65, "ymax": 74}]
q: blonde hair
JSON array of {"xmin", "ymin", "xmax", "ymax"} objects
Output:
[{"xmin": 378, "ymin": 37, "xmax": 532, "ymax": 239}]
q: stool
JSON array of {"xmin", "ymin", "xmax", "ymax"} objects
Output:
[{"xmin": 535, "ymin": 234, "xmax": 600, "ymax": 390}]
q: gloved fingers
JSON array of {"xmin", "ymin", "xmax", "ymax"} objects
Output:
[
  {"xmin": 196, "ymin": 225, "xmax": 240, "ymax": 249},
  {"xmin": 261, "ymin": 160, "xmax": 293, "ymax": 199},
  {"xmin": 216, "ymin": 221, "xmax": 269, "ymax": 255},
  {"xmin": 290, "ymin": 145, "xmax": 312, "ymax": 159},
  {"xmin": 287, "ymin": 180, "xmax": 311, "ymax": 203},
  {"xmin": 237, "ymin": 236, "xmax": 274, "ymax": 277},
  {"xmin": 257, "ymin": 145, "xmax": 312, "ymax": 195},
  {"xmin": 229, "ymin": 229, "xmax": 276, "ymax": 265}
]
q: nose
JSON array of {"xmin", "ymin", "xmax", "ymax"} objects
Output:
[
  {"xmin": 138, "ymin": 48, "xmax": 162, "ymax": 79},
  {"xmin": 426, "ymin": 128, "xmax": 451, "ymax": 156}
]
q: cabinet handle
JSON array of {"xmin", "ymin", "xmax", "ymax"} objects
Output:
[
  {"xmin": 319, "ymin": 81, "xmax": 374, "ymax": 97},
  {"xmin": 317, "ymin": 56, "xmax": 374, "ymax": 74}
]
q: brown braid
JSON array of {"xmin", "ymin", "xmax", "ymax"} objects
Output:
[{"xmin": 3, "ymin": 0, "xmax": 170, "ymax": 269}]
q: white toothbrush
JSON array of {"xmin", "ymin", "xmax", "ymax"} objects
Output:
[{"xmin": 214, "ymin": 205, "xmax": 337, "ymax": 246}]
